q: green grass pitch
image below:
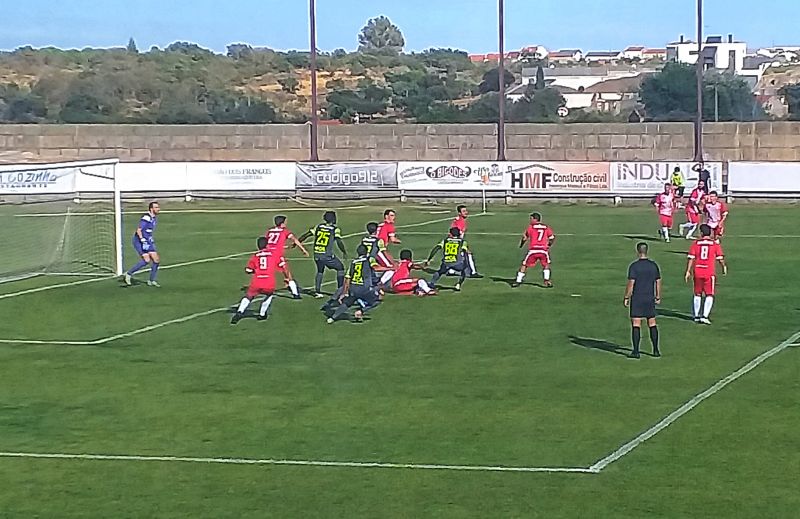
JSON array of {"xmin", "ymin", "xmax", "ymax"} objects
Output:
[{"xmin": 0, "ymin": 201, "xmax": 798, "ymax": 518}]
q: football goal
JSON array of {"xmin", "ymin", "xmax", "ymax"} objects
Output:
[{"xmin": 0, "ymin": 159, "xmax": 122, "ymax": 283}]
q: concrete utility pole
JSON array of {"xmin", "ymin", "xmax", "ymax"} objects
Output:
[
  {"xmin": 497, "ymin": 0, "xmax": 506, "ymax": 161},
  {"xmin": 309, "ymin": 0, "xmax": 320, "ymax": 161},
  {"xmin": 694, "ymin": 0, "xmax": 704, "ymax": 162}
]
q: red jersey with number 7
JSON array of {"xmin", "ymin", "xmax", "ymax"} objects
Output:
[
  {"xmin": 525, "ymin": 224, "xmax": 554, "ymax": 251},
  {"xmin": 246, "ymin": 250, "xmax": 277, "ymax": 288},
  {"xmin": 687, "ymin": 238, "xmax": 723, "ymax": 277}
]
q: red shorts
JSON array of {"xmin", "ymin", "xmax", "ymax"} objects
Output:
[
  {"xmin": 685, "ymin": 211, "xmax": 701, "ymax": 224},
  {"xmin": 524, "ymin": 250, "xmax": 550, "ymax": 268},
  {"xmin": 277, "ymin": 256, "xmax": 288, "ymax": 274},
  {"xmin": 247, "ymin": 283, "xmax": 275, "ymax": 298},
  {"xmin": 392, "ymin": 278, "xmax": 418, "ymax": 293},
  {"xmin": 659, "ymin": 215, "xmax": 673, "ymax": 227},
  {"xmin": 693, "ymin": 276, "xmax": 716, "ymax": 296}
]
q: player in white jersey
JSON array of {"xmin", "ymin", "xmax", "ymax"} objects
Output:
[
  {"xmin": 653, "ymin": 183, "xmax": 676, "ymax": 243},
  {"xmin": 703, "ymin": 191, "xmax": 728, "ymax": 240}
]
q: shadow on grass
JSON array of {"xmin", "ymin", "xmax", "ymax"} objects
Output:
[
  {"xmin": 623, "ymin": 235, "xmax": 663, "ymax": 243},
  {"xmin": 568, "ymin": 335, "xmax": 638, "ymax": 358},
  {"xmin": 489, "ymin": 276, "xmax": 545, "ymax": 289},
  {"xmin": 657, "ymin": 308, "xmax": 695, "ymax": 321}
]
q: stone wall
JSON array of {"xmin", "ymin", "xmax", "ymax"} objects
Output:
[{"xmin": 1, "ymin": 122, "xmax": 799, "ymax": 164}]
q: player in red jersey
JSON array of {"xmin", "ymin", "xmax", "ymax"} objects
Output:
[
  {"xmin": 685, "ymin": 224, "xmax": 728, "ymax": 325},
  {"xmin": 451, "ymin": 205, "xmax": 482, "ymax": 278},
  {"xmin": 231, "ymin": 237, "xmax": 279, "ymax": 324},
  {"xmin": 678, "ymin": 180, "xmax": 706, "ymax": 240},
  {"xmin": 653, "ymin": 183, "xmax": 676, "ymax": 243},
  {"xmin": 266, "ymin": 215, "xmax": 309, "ymax": 299},
  {"xmin": 703, "ymin": 191, "xmax": 728, "ymax": 240},
  {"xmin": 376, "ymin": 209, "xmax": 401, "ymax": 286},
  {"xmin": 390, "ymin": 249, "xmax": 436, "ymax": 296},
  {"xmin": 513, "ymin": 212, "xmax": 555, "ymax": 288}
]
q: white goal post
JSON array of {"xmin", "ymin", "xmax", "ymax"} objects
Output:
[{"xmin": 0, "ymin": 159, "xmax": 122, "ymax": 283}]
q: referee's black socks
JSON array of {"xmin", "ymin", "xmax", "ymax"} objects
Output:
[
  {"xmin": 631, "ymin": 326, "xmax": 641, "ymax": 355},
  {"xmin": 650, "ymin": 326, "xmax": 660, "ymax": 356}
]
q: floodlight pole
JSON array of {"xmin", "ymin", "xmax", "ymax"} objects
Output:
[
  {"xmin": 497, "ymin": 0, "xmax": 506, "ymax": 161},
  {"xmin": 309, "ymin": 0, "xmax": 320, "ymax": 161},
  {"xmin": 693, "ymin": 0, "xmax": 704, "ymax": 162}
]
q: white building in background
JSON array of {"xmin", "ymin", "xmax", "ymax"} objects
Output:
[{"xmin": 666, "ymin": 34, "xmax": 748, "ymax": 73}]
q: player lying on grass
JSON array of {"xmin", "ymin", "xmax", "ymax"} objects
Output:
[
  {"xmin": 327, "ymin": 244, "xmax": 387, "ymax": 323},
  {"xmin": 513, "ymin": 212, "xmax": 555, "ymax": 288},
  {"xmin": 678, "ymin": 180, "xmax": 706, "ymax": 240},
  {"xmin": 266, "ymin": 215, "xmax": 309, "ymax": 299},
  {"xmin": 231, "ymin": 237, "xmax": 278, "ymax": 325},
  {"xmin": 389, "ymin": 249, "xmax": 436, "ymax": 296},
  {"xmin": 685, "ymin": 224, "xmax": 727, "ymax": 325},
  {"xmin": 426, "ymin": 227, "xmax": 470, "ymax": 292},
  {"xmin": 297, "ymin": 211, "xmax": 348, "ymax": 298},
  {"xmin": 125, "ymin": 201, "xmax": 161, "ymax": 287}
]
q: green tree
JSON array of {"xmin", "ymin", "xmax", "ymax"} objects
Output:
[
  {"xmin": 508, "ymin": 87, "xmax": 565, "ymax": 122},
  {"xmin": 278, "ymin": 75, "xmax": 300, "ymax": 94},
  {"xmin": 781, "ymin": 83, "xmax": 800, "ymax": 120},
  {"xmin": 358, "ymin": 16, "xmax": 405, "ymax": 55},
  {"xmin": 126, "ymin": 37, "xmax": 138, "ymax": 54},
  {"xmin": 478, "ymin": 67, "xmax": 515, "ymax": 95},
  {"xmin": 535, "ymin": 65, "xmax": 546, "ymax": 90},
  {"xmin": 326, "ymin": 82, "xmax": 390, "ymax": 121},
  {"xmin": 226, "ymin": 43, "xmax": 254, "ymax": 60}
]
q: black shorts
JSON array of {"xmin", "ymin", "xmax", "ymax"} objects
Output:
[
  {"xmin": 630, "ymin": 299, "xmax": 656, "ymax": 319},
  {"xmin": 315, "ymin": 256, "xmax": 344, "ymax": 273},
  {"xmin": 675, "ymin": 186, "xmax": 685, "ymax": 197}
]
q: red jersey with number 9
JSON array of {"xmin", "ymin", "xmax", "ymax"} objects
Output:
[
  {"xmin": 526, "ymin": 224, "xmax": 554, "ymax": 251},
  {"xmin": 688, "ymin": 238, "xmax": 723, "ymax": 277},
  {"xmin": 247, "ymin": 250, "xmax": 277, "ymax": 287}
]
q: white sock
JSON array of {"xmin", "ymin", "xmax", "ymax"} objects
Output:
[
  {"xmin": 288, "ymin": 280, "xmax": 299, "ymax": 296},
  {"xmin": 237, "ymin": 297, "xmax": 251, "ymax": 314},
  {"xmin": 516, "ymin": 271, "xmax": 525, "ymax": 283},
  {"xmin": 687, "ymin": 224, "xmax": 697, "ymax": 237},
  {"xmin": 703, "ymin": 296, "xmax": 714, "ymax": 318},
  {"xmin": 417, "ymin": 279, "xmax": 432, "ymax": 293},
  {"xmin": 259, "ymin": 295, "xmax": 274, "ymax": 317},
  {"xmin": 468, "ymin": 253, "xmax": 477, "ymax": 273},
  {"xmin": 662, "ymin": 227, "xmax": 669, "ymax": 238},
  {"xmin": 380, "ymin": 270, "xmax": 395, "ymax": 285},
  {"xmin": 693, "ymin": 296, "xmax": 702, "ymax": 317},
  {"xmin": 543, "ymin": 269, "xmax": 551, "ymax": 281}
]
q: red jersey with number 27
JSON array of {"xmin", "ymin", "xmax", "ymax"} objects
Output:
[
  {"xmin": 525, "ymin": 224, "xmax": 554, "ymax": 251},
  {"xmin": 246, "ymin": 250, "xmax": 277, "ymax": 287},
  {"xmin": 265, "ymin": 226, "xmax": 293, "ymax": 254},
  {"xmin": 688, "ymin": 239, "xmax": 723, "ymax": 277}
]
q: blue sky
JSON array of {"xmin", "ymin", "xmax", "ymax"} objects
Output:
[{"xmin": 3, "ymin": 0, "xmax": 799, "ymax": 54}]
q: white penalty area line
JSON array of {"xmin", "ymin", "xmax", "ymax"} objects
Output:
[
  {"xmin": 0, "ymin": 451, "xmax": 595, "ymax": 474},
  {"xmin": 0, "ymin": 214, "xmax": 482, "ymax": 302},
  {"xmin": 588, "ymin": 329, "xmax": 800, "ymax": 473},
  {"xmin": 13, "ymin": 205, "xmax": 371, "ymax": 218},
  {"xmin": 402, "ymin": 231, "xmax": 800, "ymax": 238}
]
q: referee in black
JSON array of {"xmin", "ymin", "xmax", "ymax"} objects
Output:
[{"xmin": 623, "ymin": 242, "xmax": 662, "ymax": 359}]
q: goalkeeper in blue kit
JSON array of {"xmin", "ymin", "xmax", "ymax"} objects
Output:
[{"xmin": 124, "ymin": 201, "xmax": 162, "ymax": 287}]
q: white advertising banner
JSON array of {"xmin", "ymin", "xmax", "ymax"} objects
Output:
[
  {"xmin": 115, "ymin": 162, "xmax": 296, "ymax": 192},
  {"xmin": 0, "ymin": 162, "xmax": 79, "ymax": 194},
  {"xmin": 397, "ymin": 161, "xmax": 517, "ymax": 191},
  {"xmin": 728, "ymin": 162, "xmax": 800, "ymax": 192},
  {"xmin": 611, "ymin": 162, "xmax": 723, "ymax": 193}
]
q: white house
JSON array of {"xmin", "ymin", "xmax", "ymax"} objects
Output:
[
  {"xmin": 667, "ymin": 34, "xmax": 748, "ymax": 72},
  {"xmin": 584, "ymin": 51, "xmax": 623, "ymax": 64},
  {"xmin": 521, "ymin": 45, "xmax": 548, "ymax": 60},
  {"xmin": 547, "ymin": 49, "xmax": 583, "ymax": 63},
  {"xmin": 622, "ymin": 46, "xmax": 645, "ymax": 60}
]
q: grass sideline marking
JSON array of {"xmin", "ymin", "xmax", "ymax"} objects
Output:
[
  {"xmin": 588, "ymin": 329, "xmax": 800, "ymax": 473},
  {"xmin": 13, "ymin": 205, "xmax": 370, "ymax": 218},
  {"xmin": 403, "ymin": 231, "xmax": 800, "ymax": 239},
  {"xmin": 0, "ymin": 451, "xmax": 595, "ymax": 473},
  {"xmin": 0, "ymin": 214, "xmax": 477, "ymax": 301}
]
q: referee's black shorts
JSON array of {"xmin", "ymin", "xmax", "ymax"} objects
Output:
[{"xmin": 630, "ymin": 298, "xmax": 656, "ymax": 319}]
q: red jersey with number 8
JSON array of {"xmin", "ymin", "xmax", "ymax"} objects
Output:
[
  {"xmin": 526, "ymin": 224, "xmax": 554, "ymax": 251},
  {"xmin": 688, "ymin": 239, "xmax": 723, "ymax": 277}
]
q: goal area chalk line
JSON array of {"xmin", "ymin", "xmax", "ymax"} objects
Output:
[{"xmin": 1, "ymin": 330, "xmax": 796, "ymax": 475}]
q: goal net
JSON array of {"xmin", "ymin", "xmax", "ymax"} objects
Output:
[{"xmin": 0, "ymin": 159, "xmax": 122, "ymax": 283}]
